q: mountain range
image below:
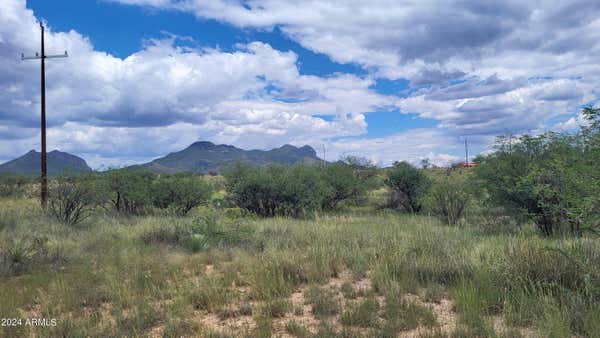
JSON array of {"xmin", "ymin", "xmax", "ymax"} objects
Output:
[
  {"xmin": 130, "ymin": 141, "xmax": 322, "ymax": 173},
  {"xmin": 0, "ymin": 142, "xmax": 322, "ymax": 175}
]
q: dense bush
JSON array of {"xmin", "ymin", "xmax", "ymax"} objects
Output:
[
  {"xmin": 224, "ymin": 163, "xmax": 330, "ymax": 217},
  {"xmin": 384, "ymin": 161, "xmax": 431, "ymax": 212},
  {"xmin": 101, "ymin": 169, "xmax": 154, "ymax": 215},
  {"xmin": 0, "ymin": 175, "xmax": 31, "ymax": 198},
  {"xmin": 224, "ymin": 163, "xmax": 284, "ymax": 217},
  {"xmin": 425, "ymin": 178, "xmax": 470, "ymax": 225},
  {"xmin": 151, "ymin": 174, "xmax": 213, "ymax": 215},
  {"xmin": 224, "ymin": 162, "xmax": 368, "ymax": 217},
  {"xmin": 475, "ymin": 108, "xmax": 600, "ymax": 235},
  {"xmin": 48, "ymin": 175, "xmax": 98, "ymax": 226},
  {"xmin": 321, "ymin": 162, "xmax": 366, "ymax": 210}
]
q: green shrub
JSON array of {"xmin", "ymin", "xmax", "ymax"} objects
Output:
[
  {"xmin": 385, "ymin": 161, "xmax": 431, "ymax": 212},
  {"xmin": 100, "ymin": 169, "xmax": 154, "ymax": 215},
  {"xmin": 48, "ymin": 175, "xmax": 98, "ymax": 226},
  {"xmin": 224, "ymin": 163, "xmax": 329, "ymax": 217},
  {"xmin": 475, "ymin": 107, "xmax": 600, "ymax": 235},
  {"xmin": 152, "ymin": 174, "xmax": 212, "ymax": 215},
  {"xmin": 425, "ymin": 179, "xmax": 470, "ymax": 225},
  {"xmin": 0, "ymin": 174, "xmax": 31, "ymax": 198},
  {"xmin": 321, "ymin": 162, "xmax": 367, "ymax": 210},
  {"xmin": 224, "ymin": 161, "xmax": 371, "ymax": 217},
  {"xmin": 278, "ymin": 164, "xmax": 331, "ymax": 217},
  {"xmin": 339, "ymin": 155, "xmax": 381, "ymax": 190}
]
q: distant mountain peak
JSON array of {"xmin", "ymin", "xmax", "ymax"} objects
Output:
[
  {"xmin": 299, "ymin": 145, "xmax": 317, "ymax": 157},
  {"xmin": 135, "ymin": 141, "xmax": 323, "ymax": 174},
  {"xmin": 189, "ymin": 141, "xmax": 216, "ymax": 149},
  {"xmin": 0, "ymin": 150, "xmax": 92, "ymax": 176}
]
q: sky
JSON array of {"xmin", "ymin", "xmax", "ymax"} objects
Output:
[{"xmin": 0, "ymin": 0, "xmax": 598, "ymax": 169}]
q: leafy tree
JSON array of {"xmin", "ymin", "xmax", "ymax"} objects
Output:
[
  {"xmin": 278, "ymin": 164, "xmax": 331, "ymax": 217},
  {"xmin": 48, "ymin": 174, "xmax": 98, "ymax": 226},
  {"xmin": 101, "ymin": 169, "xmax": 154, "ymax": 215},
  {"xmin": 339, "ymin": 155, "xmax": 381, "ymax": 190},
  {"xmin": 385, "ymin": 161, "xmax": 431, "ymax": 212},
  {"xmin": 340, "ymin": 155, "xmax": 375, "ymax": 169},
  {"xmin": 224, "ymin": 162, "xmax": 280, "ymax": 217},
  {"xmin": 321, "ymin": 162, "xmax": 365, "ymax": 210},
  {"xmin": 152, "ymin": 174, "xmax": 213, "ymax": 215}
]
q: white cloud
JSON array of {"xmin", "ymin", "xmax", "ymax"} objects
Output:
[
  {"xmin": 327, "ymin": 128, "xmax": 461, "ymax": 167},
  {"xmin": 0, "ymin": 0, "xmax": 397, "ymax": 167},
  {"xmin": 2, "ymin": 0, "xmax": 599, "ymax": 168},
  {"xmin": 107, "ymin": 0, "xmax": 600, "ymax": 145},
  {"xmin": 107, "ymin": 1, "xmax": 600, "ymax": 79}
]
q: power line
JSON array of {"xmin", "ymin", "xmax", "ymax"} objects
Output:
[{"xmin": 21, "ymin": 22, "xmax": 68, "ymax": 208}]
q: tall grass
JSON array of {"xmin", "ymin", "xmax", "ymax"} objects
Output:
[{"xmin": 0, "ymin": 196, "xmax": 599, "ymax": 337}]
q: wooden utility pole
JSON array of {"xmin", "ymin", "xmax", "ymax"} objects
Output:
[{"xmin": 21, "ymin": 22, "xmax": 68, "ymax": 208}]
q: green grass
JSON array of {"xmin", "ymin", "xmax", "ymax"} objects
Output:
[
  {"xmin": 1, "ymin": 195, "xmax": 599, "ymax": 337},
  {"xmin": 285, "ymin": 320, "xmax": 311, "ymax": 337},
  {"xmin": 304, "ymin": 285, "xmax": 341, "ymax": 318},
  {"xmin": 341, "ymin": 297, "xmax": 380, "ymax": 327},
  {"xmin": 380, "ymin": 286, "xmax": 437, "ymax": 335}
]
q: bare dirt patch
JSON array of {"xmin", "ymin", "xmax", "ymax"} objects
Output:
[{"xmin": 161, "ymin": 271, "xmax": 465, "ymax": 337}]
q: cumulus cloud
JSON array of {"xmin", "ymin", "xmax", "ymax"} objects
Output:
[
  {"xmin": 327, "ymin": 128, "xmax": 461, "ymax": 167},
  {"xmin": 108, "ymin": 0, "xmax": 600, "ymax": 145},
  {"xmin": 0, "ymin": 0, "xmax": 398, "ymax": 167},
  {"xmin": 107, "ymin": 1, "xmax": 600, "ymax": 78},
  {"xmin": 400, "ymin": 77, "xmax": 592, "ymax": 137},
  {"xmin": 2, "ymin": 0, "xmax": 599, "ymax": 168}
]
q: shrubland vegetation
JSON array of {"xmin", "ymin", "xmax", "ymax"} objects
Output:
[
  {"xmin": 474, "ymin": 106, "xmax": 600, "ymax": 235},
  {"xmin": 223, "ymin": 161, "xmax": 369, "ymax": 217},
  {"xmin": 0, "ymin": 108, "xmax": 598, "ymax": 337}
]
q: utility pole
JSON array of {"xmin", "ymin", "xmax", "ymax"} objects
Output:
[
  {"xmin": 21, "ymin": 22, "xmax": 68, "ymax": 208},
  {"xmin": 464, "ymin": 138, "xmax": 469, "ymax": 164}
]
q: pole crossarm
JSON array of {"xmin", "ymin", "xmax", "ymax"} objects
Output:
[
  {"xmin": 22, "ymin": 51, "xmax": 68, "ymax": 60},
  {"xmin": 46, "ymin": 52, "xmax": 69, "ymax": 59}
]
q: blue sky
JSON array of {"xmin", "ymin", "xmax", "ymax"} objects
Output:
[
  {"xmin": 0, "ymin": 0, "xmax": 597, "ymax": 168},
  {"xmin": 26, "ymin": 0, "xmax": 366, "ymax": 76}
]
